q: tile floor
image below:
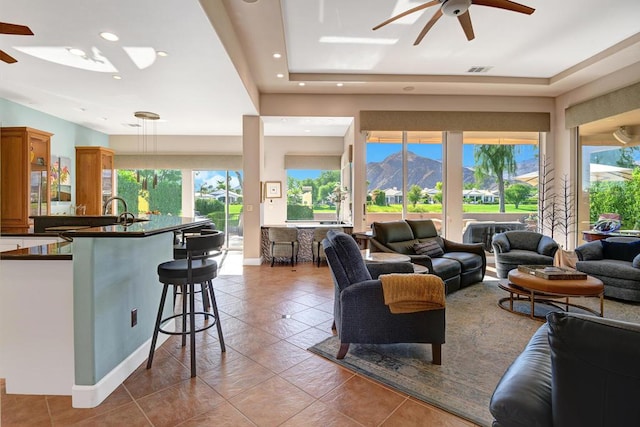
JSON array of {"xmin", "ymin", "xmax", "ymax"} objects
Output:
[{"xmin": 1, "ymin": 252, "xmax": 486, "ymax": 426}]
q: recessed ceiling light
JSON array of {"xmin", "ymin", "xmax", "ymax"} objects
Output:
[
  {"xmin": 273, "ymin": 53, "xmax": 282, "ymax": 59},
  {"xmin": 156, "ymin": 51, "xmax": 168, "ymax": 57},
  {"xmin": 298, "ymin": 82, "xmax": 306, "ymax": 86},
  {"xmin": 99, "ymin": 32, "xmax": 119, "ymax": 42},
  {"xmin": 112, "ymin": 75, "xmax": 122, "ymax": 80},
  {"xmin": 336, "ymin": 83, "xmax": 344, "ymax": 87},
  {"xmin": 68, "ymin": 47, "xmax": 86, "ymax": 57},
  {"xmin": 304, "ymin": 129, "xmax": 311, "ymax": 133},
  {"xmin": 276, "ymin": 73, "xmax": 284, "ymax": 78}
]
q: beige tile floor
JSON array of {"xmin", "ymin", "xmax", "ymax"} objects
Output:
[{"xmin": 1, "ymin": 252, "xmax": 484, "ymax": 426}]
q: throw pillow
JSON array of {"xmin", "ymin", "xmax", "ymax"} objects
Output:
[
  {"xmin": 413, "ymin": 240, "xmax": 444, "ymax": 257},
  {"xmin": 633, "ymin": 253, "xmax": 640, "ymax": 269},
  {"xmin": 601, "ymin": 239, "xmax": 640, "ymax": 262}
]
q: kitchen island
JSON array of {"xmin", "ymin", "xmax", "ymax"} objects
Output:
[{"xmin": 0, "ymin": 215, "xmax": 211, "ymax": 408}]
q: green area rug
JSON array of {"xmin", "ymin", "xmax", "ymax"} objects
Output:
[{"xmin": 308, "ymin": 281, "xmax": 640, "ymax": 426}]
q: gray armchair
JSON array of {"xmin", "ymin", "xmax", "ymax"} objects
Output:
[
  {"xmin": 492, "ymin": 230, "xmax": 559, "ymax": 278},
  {"xmin": 268, "ymin": 227, "xmax": 299, "ymax": 267},
  {"xmin": 322, "ymin": 230, "xmax": 445, "ymax": 363}
]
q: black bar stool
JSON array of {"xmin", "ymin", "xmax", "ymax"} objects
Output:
[
  {"xmin": 172, "ymin": 228, "xmax": 224, "ymax": 313},
  {"xmin": 147, "ymin": 234, "xmax": 225, "ymax": 377}
]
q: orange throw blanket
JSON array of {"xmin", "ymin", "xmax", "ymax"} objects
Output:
[{"xmin": 380, "ymin": 273, "xmax": 446, "ymax": 314}]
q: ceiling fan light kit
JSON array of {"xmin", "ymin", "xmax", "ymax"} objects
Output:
[
  {"xmin": 373, "ymin": 0, "xmax": 534, "ymax": 45},
  {"xmin": 441, "ymin": 0, "xmax": 472, "ymax": 17}
]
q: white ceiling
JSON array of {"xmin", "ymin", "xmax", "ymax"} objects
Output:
[{"xmin": 1, "ymin": 0, "xmax": 640, "ymax": 137}]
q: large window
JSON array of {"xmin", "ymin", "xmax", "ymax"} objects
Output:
[
  {"xmin": 579, "ymin": 139, "xmax": 640, "ymax": 232},
  {"xmin": 286, "ymin": 169, "xmax": 343, "ymax": 222},
  {"xmin": 117, "ymin": 169, "xmax": 182, "ymax": 215},
  {"xmin": 194, "ymin": 170, "xmax": 243, "ymax": 250},
  {"xmin": 366, "ymin": 131, "xmax": 443, "ymax": 229}
]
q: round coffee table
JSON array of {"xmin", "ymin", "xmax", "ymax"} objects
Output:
[
  {"xmin": 360, "ymin": 249, "xmax": 410, "ymax": 263},
  {"xmin": 499, "ymin": 269, "xmax": 604, "ymax": 320}
]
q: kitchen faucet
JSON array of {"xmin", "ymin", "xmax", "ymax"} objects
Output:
[{"xmin": 103, "ymin": 196, "xmax": 128, "ymax": 215}]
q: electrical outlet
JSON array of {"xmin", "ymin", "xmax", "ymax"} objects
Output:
[{"xmin": 131, "ymin": 309, "xmax": 137, "ymax": 327}]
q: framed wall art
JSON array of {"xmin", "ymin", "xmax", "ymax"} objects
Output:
[{"xmin": 264, "ymin": 181, "xmax": 282, "ymax": 199}]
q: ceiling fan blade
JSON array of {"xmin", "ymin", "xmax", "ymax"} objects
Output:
[
  {"xmin": 457, "ymin": 11, "xmax": 475, "ymax": 40},
  {"xmin": 0, "ymin": 49, "xmax": 18, "ymax": 64},
  {"xmin": 0, "ymin": 22, "xmax": 34, "ymax": 36},
  {"xmin": 373, "ymin": 0, "xmax": 440, "ymax": 30},
  {"xmin": 472, "ymin": 0, "xmax": 535, "ymax": 15},
  {"xmin": 414, "ymin": 8, "xmax": 443, "ymax": 45}
]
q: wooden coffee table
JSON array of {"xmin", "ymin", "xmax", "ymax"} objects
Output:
[{"xmin": 499, "ymin": 269, "xmax": 604, "ymax": 320}]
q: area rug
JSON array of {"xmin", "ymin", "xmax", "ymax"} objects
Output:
[{"xmin": 308, "ymin": 281, "xmax": 640, "ymax": 426}]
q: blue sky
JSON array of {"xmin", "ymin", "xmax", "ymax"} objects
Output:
[{"xmin": 288, "ymin": 144, "xmax": 539, "ymax": 180}]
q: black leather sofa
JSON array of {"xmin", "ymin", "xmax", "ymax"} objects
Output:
[
  {"xmin": 369, "ymin": 219, "xmax": 486, "ymax": 293},
  {"xmin": 490, "ymin": 312, "xmax": 640, "ymax": 427}
]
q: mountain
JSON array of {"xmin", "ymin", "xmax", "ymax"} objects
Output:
[
  {"xmin": 366, "ymin": 151, "xmax": 476, "ymax": 191},
  {"xmin": 366, "ymin": 151, "xmax": 539, "ymax": 191}
]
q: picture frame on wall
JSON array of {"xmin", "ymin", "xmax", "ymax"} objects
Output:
[{"xmin": 264, "ymin": 181, "xmax": 282, "ymax": 199}]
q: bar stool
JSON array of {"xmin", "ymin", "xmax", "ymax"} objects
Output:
[
  {"xmin": 173, "ymin": 228, "xmax": 224, "ymax": 313},
  {"xmin": 147, "ymin": 234, "xmax": 225, "ymax": 377}
]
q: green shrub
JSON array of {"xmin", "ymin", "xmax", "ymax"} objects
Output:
[
  {"xmin": 195, "ymin": 198, "xmax": 224, "ymax": 215},
  {"xmin": 287, "ymin": 204, "xmax": 313, "ymax": 220}
]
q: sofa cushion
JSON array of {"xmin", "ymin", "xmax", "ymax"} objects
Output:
[
  {"xmin": 506, "ymin": 231, "xmax": 542, "ymax": 252},
  {"xmin": 406, "ymin": 219, "xmax": 438, "ymax": 239},
  {"xmin": 498, "ymin": 249, "xmax": 554, "ymax": 266},
  {"xmin": 489, "ymin": 323, "xmax": 553, "ymax": 427},
  {"xmin": 413, "ymin": 240, "xmax": 444, "ymax": 257},
  {"xmin": 547, "ymin": 312, "xmax": 640, "ymax": 427},
  {"xmin": 602, "ymin": 239, "xmax": 640, "ymax": 262},
  {"xmin": 441, "ymin": 252, "xmax": 484, "ymax": 272},
  {"xmin": 430, "ymin": 257, "xmax": 461, "ymax": 280},
  {"xmin": 575, "ymin": 259, "xmax": 640, "ymax": 281},
  {"xmin": 634, "ymin": 253, "xmax": 640, "ymax": 269},
  {"xmin": 373, "ymin": 221, "xmax": 415, "ymax": 243}
]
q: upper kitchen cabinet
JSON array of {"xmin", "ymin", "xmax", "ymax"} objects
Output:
[
  {"xmin": 75, "ymin": 146, "xmax": 115, "ymax": 215},
  {"xmin": 1, "ymin": 127, "xmax": 52, "ymax": 233}
]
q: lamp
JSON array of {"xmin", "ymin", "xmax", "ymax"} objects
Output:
[
  {"xmin": 135, "ymin": 111, "xmax": 160, "ymax": 189},
  {"xmin": 613, "ymin": 126, "xmax": 632, "ymax": 144}
]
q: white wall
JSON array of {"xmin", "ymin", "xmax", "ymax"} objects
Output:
[{"xmin": 262, "ymin": 135, "xmax": 345, "ymax": 225}]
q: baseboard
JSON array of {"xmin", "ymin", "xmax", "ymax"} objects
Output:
[
  {"xmin": 243, "ymin": 257, "xmax": 263, "ymax": 265},
  {"xmin": 71, "ymin": 319, "xmax": 175, "ymax": 408}
]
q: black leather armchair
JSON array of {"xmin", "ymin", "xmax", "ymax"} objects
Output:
[
  {"xmin": 322, "ymin": 230, "xmax": 445, "ymax": 363},
  {"xmin": 490, "ymin": 312, "xmax": 640, "ymax": 427}
]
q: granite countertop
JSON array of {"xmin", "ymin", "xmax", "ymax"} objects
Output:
[
  {"xmin": 1, "ymin": 215, "xmax": 211, "ymax": 260},
  {"xmin": 57, "ymin": 215, "xmax": 211, "ymax": 238},
  {"xmin": 1, "ymin": 242, "xmax": 73, "ymax": 260}
]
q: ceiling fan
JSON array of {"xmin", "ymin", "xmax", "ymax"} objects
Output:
[
  {"xmin": 0, "ymin": 21, "xmax": 34, "ymax": 64},
  {"xmin": 373, "ymin": 0, "xmax": 535, "ymax": 45}
]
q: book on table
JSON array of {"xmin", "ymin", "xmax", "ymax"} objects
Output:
[{"xmin": 517, "ymin": 265, "xmax": 587, "ymax": 280}]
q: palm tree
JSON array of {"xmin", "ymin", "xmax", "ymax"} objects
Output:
[{"xmin": 474, "ymin": 145, "xmax": 516, "ymax": 213}]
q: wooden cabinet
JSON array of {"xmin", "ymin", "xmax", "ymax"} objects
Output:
[
  {"xmin": 75, "ymin": 146, "xmax": 115, "ymax": 215},
  {"xmin": 1, "ymin": 127, "xmax": 52, "ymax": 232}
]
